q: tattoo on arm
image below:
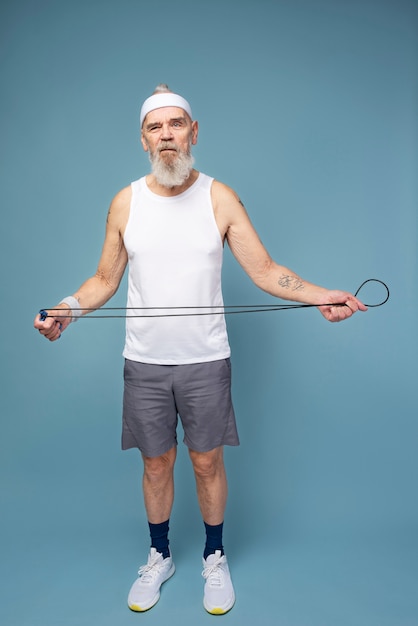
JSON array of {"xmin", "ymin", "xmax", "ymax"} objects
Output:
[{"xmin": 278, "ymin": 275, "xmax": 305, "ymax": 291}]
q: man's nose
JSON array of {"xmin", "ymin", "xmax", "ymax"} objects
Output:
[{"xmin": 160, "ymin": 124, "xmax": 174, "ymax": 140}]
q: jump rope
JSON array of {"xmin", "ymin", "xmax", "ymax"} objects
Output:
[{"xmin": 39, "ymin": 278, "xmax": 389, "ymax": 321}]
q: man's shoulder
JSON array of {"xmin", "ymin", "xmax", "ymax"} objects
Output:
[
  {"xmin": 107, "ymin": 185, "xmax": 132, "ymax": 230},
  {"xmin": 112, "ymin": 184, "xmax": 133, "ymax": 206},
  {"xmin": 211, "ymin": 179, "xmax": 240, "ymax": 206}
]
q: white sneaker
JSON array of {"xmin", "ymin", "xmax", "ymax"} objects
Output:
[
  {"xmin": 202, "ymin": 550, "xmax": 235, "ymax": 614},
  {"xmin": 127, "ymin": 548, "xmax": 175, "ymax": 612}
]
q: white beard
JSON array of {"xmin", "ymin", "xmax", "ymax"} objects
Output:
[{"xmin": 149, "ymin": 142, "xmax": 195, "ymax": 188}]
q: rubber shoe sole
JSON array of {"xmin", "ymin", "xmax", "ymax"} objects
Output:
[{"xmin": 204, "ymin": 594, "xmax": 235, "ymax": 615}]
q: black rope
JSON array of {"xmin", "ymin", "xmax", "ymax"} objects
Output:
[
  {"xmin": 353, "ymin": 278, "xmax": 389, "ymax": 306},
  {"xmin": 39, "ymin": 279, "xmax": 389, "ymax": 320}
]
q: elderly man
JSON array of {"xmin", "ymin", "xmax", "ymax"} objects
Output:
[{"xmin": 34, "ymin": 84, "xmax": 366, "ymax": 614}]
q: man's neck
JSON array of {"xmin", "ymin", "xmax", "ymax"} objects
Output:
[{"xmin": 146, "ymin": 169, "xmax": 199, "ymax": 197}]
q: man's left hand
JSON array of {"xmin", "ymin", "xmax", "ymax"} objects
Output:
[{"xmin": 318, "ymin": 291, "xmax": 368, "ymax": 322}]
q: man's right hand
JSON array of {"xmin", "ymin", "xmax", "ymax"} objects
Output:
[{"xmin": 34, "ymin": 304, "xmax": 72, "ymax": 342}]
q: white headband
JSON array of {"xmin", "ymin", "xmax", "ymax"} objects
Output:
[{"xmin": 140, "ymin": 93, "xmax": 193, "ymax": 127}]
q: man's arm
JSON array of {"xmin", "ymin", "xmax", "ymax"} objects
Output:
[
  {"xmin": 212, "ymin": 181, "xmax": 367, "ymax": 322},
  {"xmin": 34, "ymin": 186, "xmax": 131, "ymax": 341}
]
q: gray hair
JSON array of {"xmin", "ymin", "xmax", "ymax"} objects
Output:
[{"xmin": 152, "ymin": 83, "xmax": 172, "ymax": 94}]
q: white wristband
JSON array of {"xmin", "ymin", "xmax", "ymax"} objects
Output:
[{"xmin": 59, "ymin": 296, "xmax": 82, "ymax": 322}]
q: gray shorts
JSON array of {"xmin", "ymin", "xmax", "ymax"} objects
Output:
[{"xmin": 122, "ymin": 358, "xmax": 240, "ymax": 457}]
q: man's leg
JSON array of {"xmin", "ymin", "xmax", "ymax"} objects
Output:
[
  {"xmin": 189, "ymin": 446, "xmax": 227, "ymax": 526},
  {"xmin": 127, "ymin": 446, "xmax": 177, "ymax": 613},
  {"xmin": 189, "ymin": 446, "xmax": 235, "ymax": 615},
  {"xmin": 142, "ymin": 445, "xmax": 177, "ymax": 558},
  {"xmin": 142, "ymin": 446, "xmax": 177, "ymax": 524}
]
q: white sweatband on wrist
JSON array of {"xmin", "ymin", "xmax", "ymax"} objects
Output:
[
  {"xmin": 140, "ymin": 93, "xmax": 193, "ymax": 127},
  {"xmin": 59, "ymin": 296, "xmax": 82, "ymax": 322}
]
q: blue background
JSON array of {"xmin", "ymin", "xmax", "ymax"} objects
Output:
[{"xmin": 1, "ymin": 1, "xmax": 417, "ymax": 624}]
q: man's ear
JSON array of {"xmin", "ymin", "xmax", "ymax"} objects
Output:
[
  {"xmin": 141, "ymin": 132, "xmax": 149, "ymax": 152},
  {"xmin": 191, "ymin": 120, "xmax": 199, "ymax": 146}
]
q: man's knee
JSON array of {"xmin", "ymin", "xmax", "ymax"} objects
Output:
[
  {"xmin": 189, "ymin": 447, "xmax": 224, "ymax": 479},
  {"xmin": 143, "ymin": 447, "xmax": 176, "ymax": 481}
]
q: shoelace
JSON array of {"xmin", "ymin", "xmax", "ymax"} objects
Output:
[
  {"xmin": 202, "ymin": 555, "xmax": 226, "ymax": 586},
  {"xmin": 138, "ymin": 554, "xmax": 164, "ymax": 583}
]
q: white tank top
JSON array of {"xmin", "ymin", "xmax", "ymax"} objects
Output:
[{"xmin": 122, "ymin": 173, "xmax": 231, "ymax": 364}]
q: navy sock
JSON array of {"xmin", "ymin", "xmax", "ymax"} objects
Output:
[
  {"xmin": 203, "ymin": 521, "xmax": 224, "ymax": 560},
  {"xmin": 148, "ymin": 519, "xmax": 170, "ymax": 559}
]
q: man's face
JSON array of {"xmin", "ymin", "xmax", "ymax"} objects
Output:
[
  {"xmin": 141, "ymin": 106, "xmax": 198, "ymax": 162},
  {"xmin": 140, "ymin": 107, "xmax": 198, "ymax": 188}
]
